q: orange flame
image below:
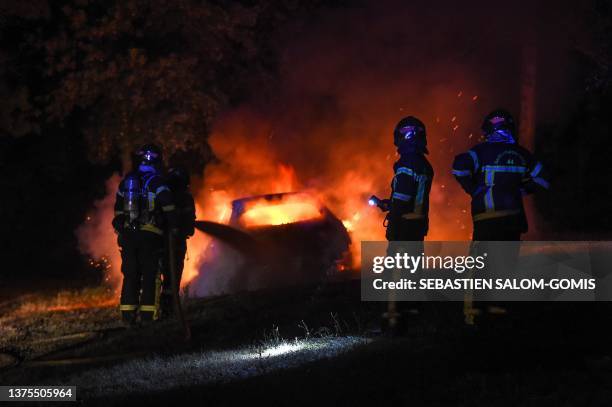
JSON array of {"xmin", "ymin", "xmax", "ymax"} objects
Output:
[{"xmin": 240, "ymin": 194, "xmax": 323, "ymax": 227}]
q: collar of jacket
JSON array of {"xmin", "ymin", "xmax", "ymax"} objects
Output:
[
  {"xmin": 397, "ymin": 143, "xmax": 428, "ymax": 156},
  {"xmin": 138, "ymin": 164, "xmax": 158, "ymax": 174}
]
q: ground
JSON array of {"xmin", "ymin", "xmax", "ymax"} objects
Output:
[{"xmin": 2, "ymin": 279, "xmax": 612, "ymax": 406}]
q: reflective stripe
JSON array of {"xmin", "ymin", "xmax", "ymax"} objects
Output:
[
  {"xmin": 482, "ymin": 165, "xmax": 528, "ymax": 212},
  {"xmin": 452, "ymin": 169, "xmax": 472, "ymax": 177},
  {"xmin": 119, "ymin": 304, "xmax": 138, "ymax": 311},
  {"xmin": 162, "ymin": 204, "xmax": 176, "ymax": 212},
  {"xmin": 414, "ymin": 174, "xmax": 427, "ymax": 214},
  {"xmin": 114, "ymin": 210, "xmax": 124, "ymax": 215},
  {"xmin": 392, "ymin": 192, "xmax": 411, "ymax": 201},
  {"xmin": 139, "ymin": 304, "xmax": 159, "ymax": 319},
  {"xmin": 156, "ymin": 186, "xmax": 170, "ymax": 195},
  {"xmin": 484, "ymin": 187, "xmax": 495, "ymax": 211},
  {"xmin": 468, "ymin": 150, "xmax": 479, "ymax": 172},
  {"xmin": 473, "ymin": 209, "xmax": 521, "ymax": 222},
  {"xmin": 117, "ymin": 191, "xmax": 124, "ymax": 197},
  {"xmin": 148, "ymin": 192, "xmax": 155, "ymax": 211},
  {"xmin": 482, "ymin": 165, "xmax": 527, "ymax": 173},
  {"xmin": 533, "ymin": 177, "xmax": 550, "ymax": 189},
  {"xmin": 530, "ymin": 162, "xmax": 543, "ymax": 177},
  {"xmin": 140, "ymin": 224, "xmax": 163, "ymax": 235},
  {"xmin": 395, "ymin": 167, "xmax": 415, "ymax": 177},
  {"xmin": 401, "ymin": 213, "xmax": 425, "ymax": 220}
]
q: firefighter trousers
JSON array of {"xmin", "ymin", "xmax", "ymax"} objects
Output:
[{"xmin": 119, "ymin": 230, "xmax": 164, "ymax": 322}]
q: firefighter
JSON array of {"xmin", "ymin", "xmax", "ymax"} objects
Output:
[
  {"xmin": 386, "ymin": 116, "xmax": 434, "ymax": 242},
  {"xmin": 112, "ymin": 144, "xmax": 177, "ymax": 325},
  {"xmin": 160, "ymin": 167, "xmax": 195, "ymax": 317},
  {"xmin": 384, "ymin": 116, "xmax": 434, "ymax": 332},
  {"xmin": 452, "ymin": 109, "xmax": 550, "ymax": 241},
  {"xmin": 452, "ymin": 109, "xmax": 550, "ymax": 324}
]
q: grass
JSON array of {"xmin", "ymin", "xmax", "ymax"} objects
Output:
[{"xmin": 3, "ymin": 280, "xmax": 612, "ymax": 406}]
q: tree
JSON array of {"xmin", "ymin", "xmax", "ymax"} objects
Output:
[{"xmin": 42, "ymin": 0, "xmax": 266, "ymax": 170}]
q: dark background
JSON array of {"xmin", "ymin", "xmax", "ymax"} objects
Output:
[{"xmin": 1, "ymin": 0, "xmax": 611, "ymax": 285}]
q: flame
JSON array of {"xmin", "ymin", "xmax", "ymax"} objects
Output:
[
  {"xmin": 77, "ymin": 86, "xmax": 481, "ymax": 298},
  {"xmin": 239, "ymin": 194, "xmax": 323, "ymax": 227}
]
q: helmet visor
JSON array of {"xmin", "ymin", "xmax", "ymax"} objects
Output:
[
  {"xmin": 398, "ymin": 125, "xmax": 422, "ymax": 140},
  {"xmin": 487, "ymin": 116, "xmax": 511, "ymax": 132}
]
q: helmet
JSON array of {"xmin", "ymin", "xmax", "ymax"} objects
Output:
[
  {"xmin": 168, "ymin": 167, "xmax": 190, "ymax": 191},
  {"xmin": 393, "ymin": 116, "xmax": 427, "ymax": 153},
  {"xmin": 482, "ymin": 109, "xmax": 516, "ymax": 141},
  {"xmin": 135, "ymin": 143, "xmax": 163, "ymax": 169}
]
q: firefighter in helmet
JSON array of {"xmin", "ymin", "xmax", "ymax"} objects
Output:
[
  {"xmin": 452, "ymin": 109, "xmax": 550, "ymax": 240},
  {"xmin": 112, "ymin": 144, "xmax": 177, "ymax": 325},
  {"xmin": 383, "ymin": 116, "xmax": 434, "ymax": 332},
  {"xmin": 387, "ymin": 116, "xmax": 434, "ymax": 241},
  {"xmin": 452, "ymin": 109, "xmax": 550, "ymax": 324},
  {"xmin": 160, "ymin": 167, "xmax": 195, "ymax": 317}
]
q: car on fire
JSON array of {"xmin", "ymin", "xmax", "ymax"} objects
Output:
[{"xmin": 198, "ymin": 191, "xmax": 351, "ymax": 294}]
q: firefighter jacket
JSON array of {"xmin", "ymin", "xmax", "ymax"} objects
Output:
[
  {"xmin": 388, "ymin": 149, "xmax": 434, "ymax": 237},
  {"xmin": 452, "ymin": 141, "xmax": 550, "ymax": 223}
]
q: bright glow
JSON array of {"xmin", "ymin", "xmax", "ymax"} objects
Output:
[
  {"xmin": 240, "ymin": 195, "xmax": 323, "ymax": 227},
  {"xmin": 368, "ymin": 199, "xmax": 376, "ymax": 206},
  {"xmin": 260, "ymin": 343, "xmax": 304, "ymax": 357}
]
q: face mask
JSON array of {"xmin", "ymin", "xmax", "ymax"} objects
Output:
[{"xmin": 487, "ymin": 128, "xmax": 515, "ymax": 144}]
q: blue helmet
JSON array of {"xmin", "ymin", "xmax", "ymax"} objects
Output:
[
  {"xmin": 482, "ymin": 109, "xmax": 517, "ymax": 143},
  {"xmin": 135, "ymin": 143, "xmax": 163, "ymax": 169},
  {"xmin": 393, "ymin": 116, "xmax": 428, "ymax": 153}
]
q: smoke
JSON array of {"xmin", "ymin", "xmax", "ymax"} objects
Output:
[{"xmin": 76, "ymin": 174, "xmax": 122, "ymax": 291}]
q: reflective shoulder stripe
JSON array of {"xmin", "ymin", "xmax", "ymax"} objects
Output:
[
  {"xmin": 119, "ymin": 304, "xmax": 138, "ymax": 311},
  {"xmin": 143, "ymin": 173, "xmax": 157, "ymax": 193},
  {"xmin": 483, "ymin": 165, "xmax": 527, "ymax": 173},
  {"xmin": 395, "ymin": 167, "xmax": 415, "ymax": 177},
  {"xmin": 468, "ymin": 150, "xmax": 479, "ymax": 171},
  {"xmin": 533, "ymin": 177, "xmax": 550, "ymax": 189},
  {"xmin": 162, "ymin": 204, "xmax": 176, "ymax": 212},
  {"xmin": 392, "ymin": 192, "xmax": 411, "ymax": 201},
  {"xmin": 156, "ymin": 185, "xmax": 170, "ymax": 195},
  {"xmin": 114, "ymin": 210, "xmax": 124, "ymax": 215},
  {"xmin": 117, "ymin": 191, "xmax": 124, "ymax": 197},
  {"xmin": 530, "ymin": 162, "xmax": 543, "ymax": 177},
  {"xmin": 452, "ymin": 169, "xmax": 472, "ymax": 177}
]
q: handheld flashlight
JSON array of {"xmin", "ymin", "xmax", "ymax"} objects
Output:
[{"xmin": 368, "ymin": 195, "xmax": 390, "ymax": 212}]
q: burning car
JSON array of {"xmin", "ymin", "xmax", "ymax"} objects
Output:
[{"xmin": 196, "ymin": 192, "xmax": 351, "ymax": 294}]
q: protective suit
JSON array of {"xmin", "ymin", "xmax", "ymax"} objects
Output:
[
  {"xmin": 112, "ymin": 144, "xmax": 177, "ymax": 324},
  {"xmin": 386, "ymin": 116, "xmax": 434, "ymax": 241},
  {"xmin": 452, "ymin": 109, "xmax": 550, "ymax": 240}
]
